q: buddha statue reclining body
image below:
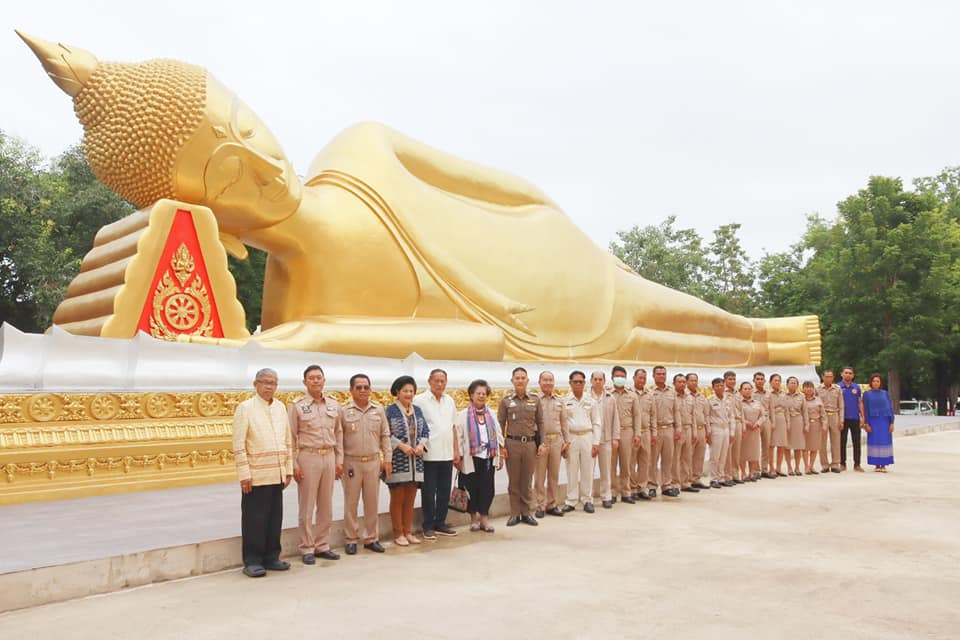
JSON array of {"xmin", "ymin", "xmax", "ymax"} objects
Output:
[{"xmin": 20, "ymin": 32, "xmax": 820, "ymax": 366}]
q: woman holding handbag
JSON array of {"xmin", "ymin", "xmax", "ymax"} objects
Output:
[
  {"xmin": 385, "ymin": 375, "xmax": 430, "ymax": 546},
  {"xmin": 454, "ymin": 379, "xmax": 505, "ymax": 533}
]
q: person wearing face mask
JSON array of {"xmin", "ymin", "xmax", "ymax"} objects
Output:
[
  {"xmin": 610, "ymin": 366, "xmax": 641, "ymax": 504},
  {"xmin": 590, "ymin": 372, "xmax": 621, "ymax": 508}
]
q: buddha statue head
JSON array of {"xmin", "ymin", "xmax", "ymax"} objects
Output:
[{"xmin": 17, "ymin": 32, "xmax": 302, "ymax": 236}]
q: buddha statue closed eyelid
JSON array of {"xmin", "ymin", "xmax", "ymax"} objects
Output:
[{"xmin": 20, "ymin": 31, "xmax": 822, "ymax": 367}]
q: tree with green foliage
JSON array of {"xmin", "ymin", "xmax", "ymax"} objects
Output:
[
  {"xmin": 609, "ymin": 214, "xmax": 709, "ymax": 298},
  {"xmin": 702, "ymin": 223, "xmax": 754, "ymax": 315}
]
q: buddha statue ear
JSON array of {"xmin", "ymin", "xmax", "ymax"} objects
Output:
[{"xmin": 17, "ymin": 31, "xmax": 98, "ymax": 97}]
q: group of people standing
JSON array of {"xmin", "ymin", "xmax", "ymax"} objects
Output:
[{"xmin": 231, "ymin": 364, "xmax": 895, "ymax": 578}]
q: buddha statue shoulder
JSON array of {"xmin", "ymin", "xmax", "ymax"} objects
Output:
[{"xmin": 20, "ymin": 32, "xmax": 821, "ymax": 366}]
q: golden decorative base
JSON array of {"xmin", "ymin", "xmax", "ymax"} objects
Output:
[{"xmin": 0, "ymin": 388, "xmax": 508, "ymax": 505}]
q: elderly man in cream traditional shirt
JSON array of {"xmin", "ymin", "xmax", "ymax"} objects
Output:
[
  {"xmin": 233, "ymin": 367, "xmax": 293, "ymax": 578},
  {"xmin": 562, "ymin": 370, "xmax": 602, "ymax": 513},
  {"xmin": 413, "ymin": 368, "xmax": 461, "ymax": 540}
]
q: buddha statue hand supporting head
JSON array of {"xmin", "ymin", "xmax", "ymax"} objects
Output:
[{"xmin": 17, "ymin": 31, "xmax": 302, "ymax": 239}]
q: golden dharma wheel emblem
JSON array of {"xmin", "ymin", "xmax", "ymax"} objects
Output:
[
  {"xmin": 145, "ymin": 393, "xmax": 174, "ymax": 419},
  {"xmin": 89, "ymin": 394, "xmax": 120, "ymax": 421},
  {"xmin": 196, "ymin": 392, "xmax": 221, "ymax": 417},
  {"xmin": 27, "ymin": 394, "xmax": 60, "ymax": 422},
  {"xmin": 163, "ymin": 293, "xmax": 201, "ymax": 331},
  {"xmin": 150, "ymin": 243, "xmax": 214, "ymax": 341}
]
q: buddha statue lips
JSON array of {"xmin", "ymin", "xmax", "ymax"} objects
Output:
[{"xmin": 19, "ymin": 31, "xmax": 822, "ymax": 366}]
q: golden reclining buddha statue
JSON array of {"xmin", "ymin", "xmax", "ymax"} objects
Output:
[{"xmin": 20, "ymin": 32, "xmax": 820, "ymax": 366}]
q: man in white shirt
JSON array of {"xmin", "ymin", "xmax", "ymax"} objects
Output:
[{"xmin": 414, "ymin": 368, "xmax": 461, "ymax": 539}]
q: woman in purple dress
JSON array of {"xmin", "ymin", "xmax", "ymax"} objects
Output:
[{"xmin": 862, "ymin": 373, "xmax": 894, "ymax": 472}]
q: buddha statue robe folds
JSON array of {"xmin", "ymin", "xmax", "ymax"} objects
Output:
[{"xmin": 20, "ymin": 31, "xmax": 821, "ymax": 366}]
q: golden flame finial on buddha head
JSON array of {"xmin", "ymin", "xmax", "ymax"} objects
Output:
[{"xmin": 17, "ymin": 31, "xmax": 302, "ymax": 236}]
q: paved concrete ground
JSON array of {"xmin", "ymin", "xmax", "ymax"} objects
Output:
[{"xmin": 2, "ymin": 430, "xmax": 957, "ymax": 639}]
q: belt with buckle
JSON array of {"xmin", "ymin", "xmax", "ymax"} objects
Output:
[
  {"xmin": 507, "ymin": 434, "xmax": 535, "ymax": 443},
  {"xmin": 682, "ymin": 423, "xmax": 693, "ymax": 428},
  {"xmin": 571, "ymin": 429, "xmax": 593, "ymax": 435},
  {"xmin": 544, "ymin": 433, "xmax": 561, "ymax": 440},
  {"xmin": 345, "ymin": 454, "xmax": 379, "ymax": 462},
  {"xmin": 657, "ymin": 424, "xmax": 673, "ymax": 430},
  {"xmin": 299, "ymin": 446, "xmax": 332, "ymax": 455},
  {"xmin": 825, "ymin": 410, "xmax": 838, "ymax": 414},
  {"xmin": 789, "ymin": 411, "xmax": 801, "ymax": 417},
  {"xmin": 696, "ymin": 425, "xmax": 706, "ymax": 430}
]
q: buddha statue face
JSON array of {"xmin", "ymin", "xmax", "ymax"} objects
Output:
[
  {"xmin": 18, "ymin": 33, "xmax": 301, "ymax": 237},
  {"xmin": 174, "ymin": 76, "xmax": 303, "ymax": 236}
]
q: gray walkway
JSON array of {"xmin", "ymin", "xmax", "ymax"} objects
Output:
[
  {"xmin": 0, "ymin": 416, "xmax": 953, "ymax": 574},
  {"xmin": 2, "ymin": 430, "xmax": 957, "ymax": 638}
]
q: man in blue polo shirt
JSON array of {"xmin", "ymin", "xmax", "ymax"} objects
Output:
[{"xmin": 839, "ymin": 367, "xmax": 865, "ymax": 472}]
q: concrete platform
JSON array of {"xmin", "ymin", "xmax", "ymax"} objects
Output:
[{"xmin": 0, "ymin": 417, "xmax": 957, "ymax": 618}]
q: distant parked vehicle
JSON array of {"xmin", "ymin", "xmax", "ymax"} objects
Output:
[{"xmin": 899, "ymin": 399, "xmax": 935, "ymax": 416}]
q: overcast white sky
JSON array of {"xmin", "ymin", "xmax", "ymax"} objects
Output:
[{"xmin": 3, "ymin": 0, "xmax": 959, "ymax": 257}]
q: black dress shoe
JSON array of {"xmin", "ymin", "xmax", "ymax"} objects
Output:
[
  {"xmin": 710, "ymin": 481, "xmax": 722, "ymax": 489},
  {"xmin": 535, "ymin": 510, "xmax": 546, "ymax": 519},
  {"xmin": 520, "ymin": 515, "xmax": 539, "ymax": 526},
  {"xmin": 649, "ymin": 489, "xmax": 657, "ymax": 498},
  {"xmin": 546, "ymin": 507, "xmax": 565, "ymax": 517},
  {"xmin": 621, "ymin": 495, "xmax": 636, "ymax": 504},
  {"xmin": 317, "ymin": 550, "xmax": 340, "ymax": 561},
  {"xmin": 345, "ymin": 543, "xmax": 358, "ymax": 555},
  {"xmin": 831, "ymin": 467, "xmax": 841, "ymax": 474},
  {"xmin": 722, "ymin": 481, "xmax": 735, "ymax": 487},
  {"xmin": 302, "ymin": 553, "xmax": 316, "ymax": 565},
  {"xmin": 243, "ymin": 564, "xmax": 266, "ymax": 578},
  {"xmin": 363, "ymin": 541, "xmax": 385, "ymax": 553},
  {"xmin": 681, "ymin": 486, "xmax": 700, "ymax": 493},
  {"xmin": 264, "ymin": 559, "xmax": 290, "ymax": 571},
  {"xmin": 665, "ymin": 488, "xmax": 681, "ymax": 497},
  {"xmin": 733, "ymin": 479, "xmax": 744, "ymax": 484},
  {"xmin": 506, "ymin": 516, "xmax": 521, "ymax": 526},
  {"xmin": 610, "ymin": 496, "xmax": 618, "ymax": 503},
  {"xmin": 435, "ymin": 524, "xmax": 459, "ymax": 536},
  {"xmin": 637, "ymin": 491, "xmax": 653, "ymax": 500},
  {"xmin": 561, "ymin": 504, "xmax": 575, "ymax": 513},
  {"xmin": 602, "ymin": 500, "xmax": 613, "ymax": 509},
  {"xmin": 693, "ymin": 482, "xmax": 710, "ymax": 490},
  {"xmin": 583, "ymin": 502, "xmax": 595, "ymax": 513}
]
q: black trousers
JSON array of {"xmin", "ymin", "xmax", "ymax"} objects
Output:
[
  {"xmin": 241, "ymin": 483, "xmax": 283, "ymax": 566},
  {"xmin": 464, "ymin": 457, "xmax": 496, "ymax": 516},
  {"xmin": 840, "ymin": 419, "xmax": 862, "ymax": 466},
  {"xmin": 421, "ymin": 460, "xmax": 453, "ymax": 530}
]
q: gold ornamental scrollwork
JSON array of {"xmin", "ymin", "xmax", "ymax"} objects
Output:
[{"xmin": 150, "ymin": 243, "xmax": 214, "ymax": 341}]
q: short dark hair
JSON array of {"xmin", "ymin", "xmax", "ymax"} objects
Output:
[
  {"xmin": 823, "ymin": 368, "xmax": 835, "ymax": 375},
  {"xmin": 770, "ymin": 373, "xmax": 782, "ymax": 382},
  {"xmin": 611, "ymin": 365, "xmax": 627, "ymax": 377},
  {"xmin": 723, "ymin": 370, "xmax": 736, "ymax": 379},
  {"xmin": 390, "ymin": 375, "xmax": 417, "ymax": 396},
  {"xmin": 740, "ymin": 381, "xmax": 752, "ymax": 390},
  {"xmin": 753, "ymin": 371, "xmax": 765, "ymax": 379},
  {"xmin": 569, "ymin": 370, "xmax": 586, "ymax": 381},
  {"xmin": 511, "ymin": 367, "xmax": 528, "ymax": 377},
  {"xmin": 428, "ymin": 368, "xmax": 447, "ymax": 380},
  {"xmin": 685, "ymin": 372, "xmax": 698, "ymax": 381},
  {"xmin": 468, "ymin": 379, "xmax": 491, "ymax": 396},
  {"xmin": 653, "ymin": 365, "xmax": 666, "ymax": 374},
  {"xmin": 869, "ymin": 373, "xmax": 883, "ymax": 386},
  {"xmin": 539, "ymin": 370, "xmax": 554, "ymax": 381},
  {"xmin": 634, "ymin": 368, "xmax": 647, "ymax": 376},
  {"xmin": 303, "ymin": 364, "xmax": 324, "ymax": 379},
  {"xmin": 349, "ymin": 374, "xmax": 370, "ymax": 389},
  {"xmin": 711, "ymin": 377, "xmax": 724, "ymax": 386},
  {"xmin": 802, "ymin": 380, "xmax": 815, "ymax": 388},
  {"xmin": 786, "ymin": 376, "xmax": 799, "ymax": 385},
  {"xmin": 673, "ymin": 373, "xmax": 686, "ymax": 383},
  {"xmin": 842, "ymin": 366, "xmax": 855, "ymax": 374}
]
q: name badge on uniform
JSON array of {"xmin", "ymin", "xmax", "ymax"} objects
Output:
[
  {"xmin": 301, "ymin": 404, "xmax": 313, "ymax": 414},
  {"xmin": 508, "ymin": 401, "xmax": 517, "ymax": 408}
]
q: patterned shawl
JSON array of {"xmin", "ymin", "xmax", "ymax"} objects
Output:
[{"xmin": 466, "ymin": 404, "xmax": 498, "ymax": 457}]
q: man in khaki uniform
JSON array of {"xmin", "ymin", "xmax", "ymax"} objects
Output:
[
  {"xmin": 590, "ymin": 371, "xmax": 621, "ymax": 508},
  {"xmin": 674, "ymin": 373, "xmax": 699, "ymax": 493},
  {"xmin": 753, "ymin": 371, "xmax": 776, "ymax": 479},
  {"xmin": 342, "ymin": 374, "xmax": 392, "ymax": 555},
  {"xmin": 650, "ymin": 366, "xmax": 682, "ymax": 498},
  {"xmin": 686, "ymin": 373, "xmax": 711, "ymax": 490},
  {"xmin": 610, "ymin": 365, "xmax": 640, "ymax": 504},
  {"xmin": 817, "ymin": 369, "xmax": 843, "ymax": 473},
  {"xmin": 498, "ymin": 367, "xmax": 543, "ymax": 527},
  {"xmin": 723, "ymin": 371, "xmax": 744, "ymax": 483},
  {"xmin": 289, "ymin": 365, "xmax": 344, "ymax": 564},
  {"xmin": 535, "ymin": 371, "xmax": 570, "ymax": 517},
  {"xmin": 562, "ymin": 370, "xmax": 600, "ymax": 513},
  {"xmin": 632, "ymin": 369, "xmax": 655, "ymax": 501},
  {"xmin": 707, "ymin": 377, "xmax": 735, "ymax": 488}
]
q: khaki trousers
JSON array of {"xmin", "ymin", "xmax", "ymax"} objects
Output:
[
  {"xmin": 690, "ymin": 427, "xmax": 707, "ymax": 485},
  {"xmin": 760, "ymin": 421, "xmax": 772, "ymax": 470},
  {"xmin": 388, "ymin": 482, "xmax": 418, "ymax": 539},
  {"xmin": 651, "ymin": 427, "xmax": 675, "ymax": 490},
  {"xmin": 296, "ymin": 450, "xmax": 336, "ymax": 554},
  {"xmin": 726, "ymin": 424, "xmax": 743, "ymax": 479},
  {"xmin": 597, "ymin": 441, "xmax": 613, "ymax": 501},
  {"xmin": 822, "ymin": 413, "xmax": 841, "ymax": 468},
  {"xmin": 673, "ymin": 426, "xmax": 693, "ymax": 488},
  {"xmin": 710, "ymin": 427, "xmax": 730, "ymax": 482},
  {"xmin": 565, "ymin": 433, "xmax": 594, "ymax": 506},
  {"xmin": 534, "ymin": 434, "xmax": 564, "ymax": 510},
  {"xmin": 612, "ymin": 427, "xmax": 634, "ymax": 498},
  {"xmin": 342, "ymin": 457, "xmax": 380, "ymax": 544},
  {"xmin": 633, "ymin": 430, "xmax": 651, "ymax": 493},
  {"xmin": 506, "ymin": 439, "xmax": 537, "ymax": 516}
]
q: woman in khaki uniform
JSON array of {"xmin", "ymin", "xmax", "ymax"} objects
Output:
[
  {"xmin": 801, "ymin": 381, "xmax": 826, "ymax": 475},
  {"xmin": 785, "ymin": 377, "xmax": 805, "ymax": 476},
  {"xmin": 770, "ymin": 374, "xmax": 792, "ymax": 476},
  {"xmin": 739, "ymin": 382, "xmax": 765, "ymax": 481}
]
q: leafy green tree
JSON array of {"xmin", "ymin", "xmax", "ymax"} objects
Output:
[
  {"xmin": 702, "ymin": 223, "xmax": 755, "ymax": 315},
  {"xmin": 228, "ymin": 248, "xmax": 266, "ymax": 332},
  {"xmin": 609, "ymin": 214, "xmax": 708, "ymax": 297}
]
